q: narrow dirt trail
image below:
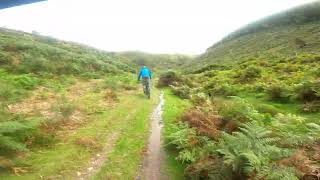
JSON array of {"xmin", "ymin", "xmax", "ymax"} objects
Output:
[
  {"xmin": 73, "ymin": 101, "xmax": 141, "ymax": 180},
  {"xmin": 74, "ymin": 132, "xmax": 119, "ymax": 180},
  {"xmin": 139, "ymin": 92, "xmax": 165, "ymax": 180}
]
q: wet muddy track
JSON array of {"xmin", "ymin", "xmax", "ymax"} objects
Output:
[{"xmin": 139, "ymin": 93, "xmax": 165, "ymax": 180}]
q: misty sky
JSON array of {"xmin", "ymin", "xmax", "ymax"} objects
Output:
[{"xmin": 0, "ymin": 0, "xmax": 314, "ymax": 54}]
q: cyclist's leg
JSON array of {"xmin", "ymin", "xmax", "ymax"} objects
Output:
[
  {"xmin": 142, "ymin": 78, "xmax": 147, "ymax": 95},
  {"xmin": 143, "ymin": 84, "xmax": 146, "ymax": 94},
  {"xmin": 146, "ymin": 78, "xmax": 150, "ymax": 98}
]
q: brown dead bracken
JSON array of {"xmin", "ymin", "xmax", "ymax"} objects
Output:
[
  {"xmin": 74, "ymin": 136, "xmax": 102, "ymax": 151},
  {"xmin": 181, "ymin": 106, "xmax": 222, "ymax": 139}
]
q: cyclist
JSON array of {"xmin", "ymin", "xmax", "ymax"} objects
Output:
[{"xmin": 138, "ymin": 65, "xmax": 152, "ymax": 98}]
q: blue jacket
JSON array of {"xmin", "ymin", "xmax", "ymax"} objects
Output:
[{"xmin": 138, "ymin": 67, "xmax": 152, "ymax": 80}]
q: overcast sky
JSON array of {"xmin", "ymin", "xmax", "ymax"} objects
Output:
[{"xmin": 0, "ymin": 0, "xmax": 315, "ymax": 54}]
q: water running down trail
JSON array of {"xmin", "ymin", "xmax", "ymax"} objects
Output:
[{"xmin": 139, "ymin": 92, "xmax": 165, "ymax": 180}]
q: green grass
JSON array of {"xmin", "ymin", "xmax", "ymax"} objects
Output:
[
  {"xmin": 161, "ymin": 89, "xmax": 191, "ymax": 179},
  {"xmin": 244, "ymin": 95, "xmax": 320, "ymax": 122},
  {"xmin": 0, "ymin": 79, "xmax": 159, "ymax": 180},
  {"xmin": 0, "ymin": 70, "xmax": 78, "ymax": 158},
  {"xmin": 93, "ymin": 89, "xmax": 160, "ymax": 179}
]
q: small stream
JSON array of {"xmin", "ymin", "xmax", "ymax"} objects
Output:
[{"xmin": 139, "ymin": 92, "xmax": 164, "ymax": 180}]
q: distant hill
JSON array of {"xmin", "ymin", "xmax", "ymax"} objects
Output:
[
  {"xmin": 186, "ymin": 1, "xmax": 320, "ymax": 72},
  {"xmin": 117, "ymin": 51, "xmax": 193, "ymax": 71}
]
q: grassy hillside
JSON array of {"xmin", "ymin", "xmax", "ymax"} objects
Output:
[
  {"xmin": 222, "ymin": 1, "xmax": 320, "ymax": 43},
  {"xmin": 200, "ymin": 22, "xmax": 320, "ymax": 64},
  {"xmin": 159, "ymin": 2, "xmax": 320, "ymax": 179},
  {"xmin": 0, "ymin": 28, "xmax": 148, "ymax": 178},
  {"xmin": 0, "ymin": 28, "xmax": 133, "ymax": 76},
  {"xmin": 185, "ymin": 1, "xmax": 320, "ymax": 72}
]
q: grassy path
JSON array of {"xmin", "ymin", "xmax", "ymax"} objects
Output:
[
  {"xmin": 161, "ymin": 89, "xmax": 191, "ymax": 180},
  {"xmin": 93, "ymin": 90, "xmax": 160, "ymax": 179},
  {"xmin": 0, "ymin": 80, "xmax": 160, "ymax": 180}
]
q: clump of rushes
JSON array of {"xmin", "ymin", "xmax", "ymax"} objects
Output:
[
  {"xmin": 265, "ymin": 82, "xmax": 292, "ymax": 101},
  {"xmin": 57, "ymin": 99, "xmax": 76, "ymax": 120},
  {"xmin": 294, "ymin": 79, "xmax": 320, "ymax": 102}
]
